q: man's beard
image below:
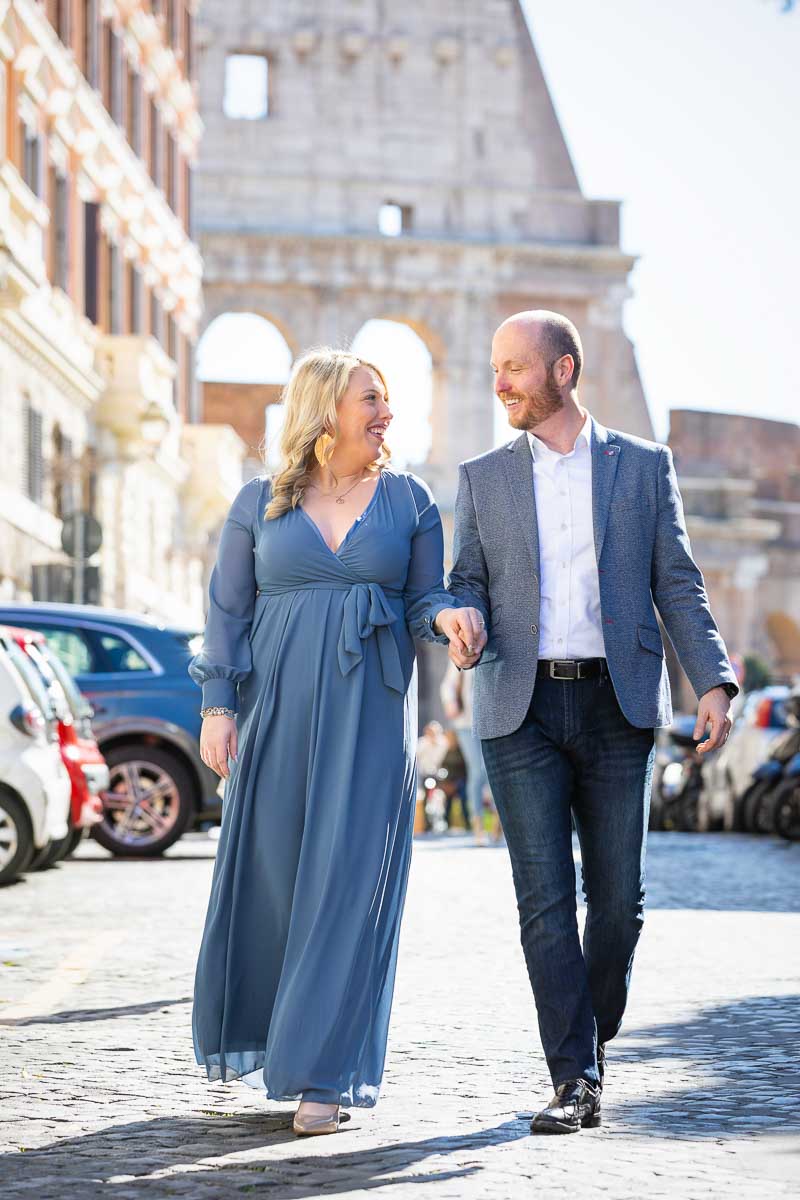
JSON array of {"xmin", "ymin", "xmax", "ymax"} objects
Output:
[{"xmin": 503, "ymin": 368, "xmax": 564, "ymax": 430}]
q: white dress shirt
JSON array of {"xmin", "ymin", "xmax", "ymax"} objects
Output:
[{"xmin": 527, "ymin": 414, "xmax": 606, "ymax": 660}]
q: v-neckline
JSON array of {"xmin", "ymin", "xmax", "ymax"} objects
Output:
[{"xmin": 298, "ymin": 471, "xmax": 384, "ymax": 558}]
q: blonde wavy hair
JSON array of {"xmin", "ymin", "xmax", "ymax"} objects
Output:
[{"xmin": 262, "ymin": 347, "xmax": 391, "ymax": 521}]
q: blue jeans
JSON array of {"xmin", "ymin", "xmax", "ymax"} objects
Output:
[
  {"xmin": 481, "ymin": 672, "xmax": 655, "ymax": 1089},
  {"xmin": 456, "ymin": 728, "xmax": 489, "ymax": 826}
]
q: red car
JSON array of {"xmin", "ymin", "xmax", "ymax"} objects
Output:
[{"xmin": 1, "ymin": 626, "xmax": 109, "ymax": 866}]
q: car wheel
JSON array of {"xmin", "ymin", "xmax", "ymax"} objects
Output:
[
  {"xmin": 0, "ymin": 787, "xmax": 35, "ymax": 885},
  {"xmin": 92, "ymin": 744, "xmax": 196, "ymax": 857},
  {"xmin": 753, "ymin": 786, "xmax": 780, "ymax": 835},
  {"xmin": 61, "ymin": 826, "xmax": 85, "ymax": 858},
  {"xmin": 774, "ymin": 781, "xmax": 800, "ymax": 842},
  {"xmin": 28, "ymin": 831, "xmax": 73, "ymax": 871},
  {"xmin": 678, "ymin": 781, "xmax": 703, "ymax": 832},
  {"xmin": 740, "ymin": 779, "xmax": 775, "ymax": 833}
]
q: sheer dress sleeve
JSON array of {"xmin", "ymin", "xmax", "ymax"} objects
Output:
[{"xmin": 188, "ymin": 477, "xmax": 263, "ymax": 713}]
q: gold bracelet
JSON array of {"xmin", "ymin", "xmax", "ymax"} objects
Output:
[{"xmin": 200, "ymin": 705, "xmax": 236, "ymax": 719}]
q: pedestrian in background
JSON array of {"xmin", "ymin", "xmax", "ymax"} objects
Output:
[
  {"xmin": 188, "ymin": 348, "xmax": 485, "ymax": 1137},
  {"xmin": 440, "ymin": 660, "xmax": 499, "ymax": 845}
]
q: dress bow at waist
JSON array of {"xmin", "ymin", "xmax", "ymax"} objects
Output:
[
  {"xmin": 256, "ymin": 580, "xmax": 405, "ymax": 693},
  {"xmin": 339, "ymin": 582, "xmax": 404, "ymax": 693}
]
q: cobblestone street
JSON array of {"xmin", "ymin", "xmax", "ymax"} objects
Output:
[{"xmin": 1, "ymin": 831, "xmax": 798, "ymax": 1199}]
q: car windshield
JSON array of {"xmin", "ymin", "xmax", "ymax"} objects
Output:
[
  {"xmin": 24, "ymin": 642, "xmax": 71, "ymax": 722},
  {"xmin": 3, "ymin": 639, "xmax": 53, "ymax": 717},
  {"xmin": 39, "ymin": 644, "xmax": 92, "ymax": 719}
]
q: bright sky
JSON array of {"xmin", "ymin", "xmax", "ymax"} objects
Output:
[
  {"xmin": 199, "ymin": 1, "xmax": 799, "ymax": 453},
  {"xmin": 523, "ymin": 0, "xmax": 800, "ymax": 439}
]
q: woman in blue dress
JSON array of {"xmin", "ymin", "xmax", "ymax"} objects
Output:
[{"xmin": 188, "ymin": 348, "xmax": 485, "ymax": 1136}]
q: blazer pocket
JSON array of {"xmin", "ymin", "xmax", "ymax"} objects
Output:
[{"xmin": 638, "ymin": 624, "xmax": 664, "ymax": 657}]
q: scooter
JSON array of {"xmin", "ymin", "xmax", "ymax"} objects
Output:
[
  {"xmin": 658, "ymin": 715, "xmax": 711, "ymax": 832},
  {"xmin": 740, "ymin": 692, "xmax": 800, "ymax": 834}
]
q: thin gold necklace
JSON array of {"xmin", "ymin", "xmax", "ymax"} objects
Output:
[{"xmin": 309, "ymin": 470, "xmax": 368, "ymax": 505}]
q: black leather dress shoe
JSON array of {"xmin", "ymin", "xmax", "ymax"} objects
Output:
[
  {"xmin": 598, "ymin": 1043, "xmax": 606, "ymax": 1089},
  {"xmin": 530, "ymin": 1079, "xmax": 601, "ymax": 1134}
]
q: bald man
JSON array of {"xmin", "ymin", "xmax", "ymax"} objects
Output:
[{"xmin": 446, "ymin": 310, "xmax": 738, "ymax": 1134}]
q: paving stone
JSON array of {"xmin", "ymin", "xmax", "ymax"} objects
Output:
[{"xmin": 0, "ymin": 832, "xmax": 798, "ymax": 1198}]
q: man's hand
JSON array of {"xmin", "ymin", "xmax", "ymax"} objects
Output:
[
  {"xmin": 694, "ymin": 686, "xmax": 733, "ymax": 754},
  {"xmin": 434, "ymin": 607, "xmax": 487, "ymax": 669}
]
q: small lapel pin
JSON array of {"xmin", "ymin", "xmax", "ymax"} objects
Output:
[{"xmin": 603, "ymin": 447, "xmax": 618, "ymax": 456}]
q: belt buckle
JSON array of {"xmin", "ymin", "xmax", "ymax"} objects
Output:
[{"xmin": 550, "ymin": 660, "xmax": 577, "ymax": 680}]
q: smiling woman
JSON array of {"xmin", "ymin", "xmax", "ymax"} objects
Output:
[{"xmin": 187, "ymin": 345, "xmax": 484, "ymax": 1136}]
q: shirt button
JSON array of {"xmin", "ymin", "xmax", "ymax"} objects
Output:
[
  {"xmin": 557, "ymin": 638, "xmax": 563, "ymax": 645},
  {"xmin": 561, "ymin": 523, "xmax": 568, "ymax": 531}
]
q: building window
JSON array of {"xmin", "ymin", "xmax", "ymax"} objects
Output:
[
  {"xmin": 52, "ymin": 425, "xmax": 75, "ymax": 520},
  {"xmin": 108, "ymin": 27, "xmax": 124, "ymax": 127},
  {"xmin": 84, "ymin": 201, "xmax": 99, "ymax": 324},
  {"xmin": 223, "ymin": 54, "xmax": 269, "ymax": 120},
  {"xmin": 149, "ymin": 99, "xmax": 162, "ymax": 186},
  {"xmin": 108, "ymin": 241, "xmax": 122, "ymax": 334},
  {"xmin": 150, "ymin": 289, "xmax": 163, "ymax": 344},
  {"xmin": 24, "ymin": 401, "xmax": 44, "ymax": 504},
  {"xmin": 47, "ymin": 1, "xmax": 70, "ymax": 43},
  {"xmin": 127, "ymin": 261, "xmax": 142, "ymax": 333},
  {"xmin": 183, "ymin": 7, "xmax": 193, "ymax": 79},
  {"xmin": 127, "ymin": 65, "xmax": 142, "ymax": 155},
  {"xmin": 84, "ymin": 0, "xmax": 100, "ymax": 88},
  {"xmin": 22, "ymin": 127, "xmax": 42, "ymax": 197},
  {"xmin": 51, "ymin": 169, "xmax": 70, "ymax": 293},
  {"xmin": 378, "ymin": 203, "xmax": 413, "ymax": 237}
]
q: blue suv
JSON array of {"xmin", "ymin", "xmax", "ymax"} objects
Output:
[{"xmin": 0, "ymin": 602, "xmax": 221, "ymax": 856}]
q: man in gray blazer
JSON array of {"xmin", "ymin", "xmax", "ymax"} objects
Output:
[{"xmin": 443, "ymin": 310, "xmax": 738, "ymax": 1134}]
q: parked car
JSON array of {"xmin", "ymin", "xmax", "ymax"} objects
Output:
[
  {"xmin": 700, "ymin": 686, "xmax": 790, "ymax": 831},
  {"xmin": 2, "ymin": 626, "xmax": 109, "ymax": 865},
  {"xmin": 0, "ymin": 631, "xmax": 71, "ymax": 884},
  {"xmin": 0, "ymin": 603, "xmax": 222, "ymax": 856}
]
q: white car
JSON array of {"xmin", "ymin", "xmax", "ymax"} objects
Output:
[
  {"xmin": 701, "ymin": 686, "xmax": 790, "ymax": 830},
  {"xmin": 0, "ymin": 633, "xmax": 71, "ymax": 884}
]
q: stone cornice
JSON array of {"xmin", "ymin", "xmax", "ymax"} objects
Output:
[
  {"xmin": 199, "ymin": 229, "xmax": 636, "ymax": 291},
  {"xmin": 0, "ymin": 304, "xmax": 104, "ymax": 408}
]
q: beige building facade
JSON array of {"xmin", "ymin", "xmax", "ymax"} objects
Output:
[
  {"xmin": 194, "ymin": 0, "xmax": 653, "ymax": 508},
  {"xmin": 669, "ymin": 410, "xmax": 800, "ymax": 685},
  {"xmin": 0, "ymin": 0, "xmax": 245, "ymax": 626}
]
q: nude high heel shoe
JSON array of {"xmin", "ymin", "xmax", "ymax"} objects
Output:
[{"xmin": 293, "ymin": 1101, "xmax": 342, "ymax": 1136}]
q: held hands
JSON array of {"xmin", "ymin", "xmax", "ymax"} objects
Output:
[
  {"xmin": 200, "ymin": 715, "xmax": 238, "ymax": 779},
  {"xmin": 694, "ymin": 686, "xmax": 733, "ymax": 754},
  {"xmin": 434, "ymin": 607, "xmax": 488, "ymax": 669}
]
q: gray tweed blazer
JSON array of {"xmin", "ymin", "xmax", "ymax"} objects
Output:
[{"xmin": 447, "ymin": 416, "xmax": 738, "ymax": 740}]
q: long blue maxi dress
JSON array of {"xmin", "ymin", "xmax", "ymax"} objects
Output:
[{"xmin": 187, "ymin": 467, "xmax": 453, "ymax": 1108}]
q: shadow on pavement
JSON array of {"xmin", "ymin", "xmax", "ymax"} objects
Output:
[
  {"xmin": 0, "ymin": 996, "xmax": 192, "ymax": 1027},
  {"xmin": 610, "ymin": 993, "xmax": 800, "ymax": 1138},
  {"xmin": 2, "ymin": 1114, "xmax": 527, "ymax": 1197}
]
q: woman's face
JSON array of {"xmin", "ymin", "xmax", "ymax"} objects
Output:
[{"xmin": 334, "ymin": 365, "xmax": 393, "ymax": 464}]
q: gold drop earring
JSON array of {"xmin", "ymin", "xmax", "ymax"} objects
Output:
[{"xmin": 314, "ymin": 432, "xmax": 335, "ymax": 467}]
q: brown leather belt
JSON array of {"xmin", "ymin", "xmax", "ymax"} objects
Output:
[{"xmin": 537, "ymin": 658, "xmax": 609, "ymax": 681}]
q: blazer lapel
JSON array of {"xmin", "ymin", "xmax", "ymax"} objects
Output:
[
  {"xmin": 591, "ymin": 417, "xmax": 620, "ymax": 563},
  {"xmin": 503, "ymin": 434, "xmax": 540, "ymax": 573}
]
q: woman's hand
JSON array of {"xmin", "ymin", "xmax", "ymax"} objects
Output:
[
  {"xmin": 200, "ymin": 715, "xmax": 238, "ymax": 779},
  {"xmin": 434, "ymin": 607, "xmax": 487, "ymax": 669}
]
